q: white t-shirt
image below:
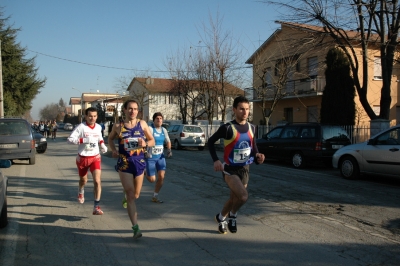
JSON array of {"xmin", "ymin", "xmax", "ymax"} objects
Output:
[{"xmin": 67, "ymin": 122, "xmax": 104, "ymax": 156}]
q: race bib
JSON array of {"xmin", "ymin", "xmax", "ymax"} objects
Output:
[
  {"xmin": 85, "ymin": 142, "xmax": 97, "ymax": 151},
  {"xmin": 152, "ymin": 145, "xmax": 164, "ymax": 155},
  {"xmin": 233, "ymin": 147, "xmax": 251, "ymax": 163},
  {"xmin": 124, "ymin": 138, "xmax": 139, "ymax": 151}
]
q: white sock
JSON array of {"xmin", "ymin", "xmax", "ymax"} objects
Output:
[
  {"xmin": 153, "ymin": 193, "xmax": 158, "ymax": 197},
  {"xmin": 219, "ymin": 213, "xmax": 226, "ymax": 221},
  {"xmin": 79, "ymin": 189, "xmax": 84, "ymax": 194},
  {"xmin": 230, "ymin": 211, "xmax": 237, "ymax": 218}
]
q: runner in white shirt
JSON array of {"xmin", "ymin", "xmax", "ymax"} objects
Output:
[{"xmin": 67, "ymin": 107, "xmax": 108, "ymax": 215}]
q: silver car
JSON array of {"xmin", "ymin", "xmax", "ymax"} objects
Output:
[
  {"xmin": 332, "ymin": 125, "xmax": 400, "ymax": 179},
  {"xmin": 64, "ymin": 123, "xmax": 74, "ymax": 130},
  {"xmin": 0, "ymin": 159, "xmax": 12, "ymax": 228},
  {"xmin": 168, "ymin": 124, "xmax": 206, "ymax": 150}
]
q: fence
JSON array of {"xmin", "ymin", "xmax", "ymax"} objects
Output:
[
  {"xmin": 193, "ymin": 123, "xmax": 396, "ymax": 145},
  {"xmin": 256, "ymin": 124, "xmax": 372, "ymax": 144}
]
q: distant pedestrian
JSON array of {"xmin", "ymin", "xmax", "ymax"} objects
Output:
[{"xmin": 208, "ymin": 96, "xmax": 265, "ymax": 234}]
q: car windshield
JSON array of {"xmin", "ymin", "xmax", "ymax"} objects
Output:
[
  {"xmin": 322, "ymin": 126, "xmax": 349, "ymax": 140},
  {"xmin": 183, "ymin": 126, "xmax": 203, "ymax": 133},
  {"xmin": 0, "ymin": 121, "xmax": 29, "ymax": 135}
]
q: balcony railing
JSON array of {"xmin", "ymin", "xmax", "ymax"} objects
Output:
[{"xmin": 254, "ymin": 77, "xmax": 326, "ymax": 100}]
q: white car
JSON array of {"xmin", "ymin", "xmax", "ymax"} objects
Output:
[
  {"xmin": 0, "ymin": 159, "xmax": 12, "ymax": 228},
  {"xmin": 64, "ymin": 123, "xmax": 74, "ymax": 130},
  {"xmin": 332, "ymin": 125, "xmax": 400, "ymax": 180}
]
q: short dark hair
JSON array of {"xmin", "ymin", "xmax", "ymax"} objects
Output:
[
  {"xmin": 85, "ymin": 107, "xmax": 98, "ymax": 115},
  {"xmin": 233, "ymin": 95, "xmax": 249, "ymax": 108},
  {"xmin": 123, "ymin": 99, "xmax": 139, "ymax": 110},
  {"xmin": 152, "ymin": 112, "xmax": 163, "ymax": 121}
]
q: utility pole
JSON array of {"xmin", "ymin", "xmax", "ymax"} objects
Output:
[{"xmin": 0, "ymin": 40, "xmax": 4, "ymax": 118}]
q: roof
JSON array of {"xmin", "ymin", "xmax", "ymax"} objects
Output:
[
  {"xmin": 132, "ymin": 77, "xmax": 244, "ymax": 95},
  {"xmin": 246, "ymin": 20, "xmax": 379, "ymax": 64}
]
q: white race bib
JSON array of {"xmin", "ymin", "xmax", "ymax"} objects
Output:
[
  {"xmin": 124, "ymin": 137, "xmax": 139, "ymax": 151},
  {"xmin": 152, "ymin": 145, "xmax": 164, "ymax": 155},
  {"xmin": 84, "ymin": 142, "xmax": 97, "ymax": 151},
  {"xmin": 233, "ymin": 147, "xmax": 251, "ymax": 163}
]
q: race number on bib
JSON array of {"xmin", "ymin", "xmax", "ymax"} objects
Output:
[
  {"xmin": 152, "ymin": 145, "xmax": 164, "ymax": 155},
  {"xmin": 124, "ymin": 138, "xmax": 139, "ymax": 151},
  {"xmin": 233, "ymin": 147, "xmax": 251, "ymax": 163},
  {"xmin": 85, "ymin": 142, "xmax": 97, "ymax": 151}
]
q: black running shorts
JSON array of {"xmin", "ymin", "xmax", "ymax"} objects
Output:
[{"xmin": 222, "ymin": 164, "xmax": 250, "ymax": 185}]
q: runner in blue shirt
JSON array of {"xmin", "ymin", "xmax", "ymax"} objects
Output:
[{"xmin": 145, "ymin": 112, "xmax": 172, "ymax": 203}]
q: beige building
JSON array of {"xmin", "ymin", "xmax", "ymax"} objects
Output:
[
  {"xmin": 69, "ymin": 93, "xmax": 121, "ymax": 121},
  {"xmin": 246, "ymin": 21, "xmax": 399, "ymax": 126},
  {"xmin": 127, "ymin": 77, "xmax": 244, "ymax": 123}
]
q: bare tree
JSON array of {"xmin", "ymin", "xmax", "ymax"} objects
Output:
[
  {"xmin": 197, "ymin": 11, "xmax": 245, "ymax": 122},
  {"xmin": 266, "ymin": 0, "xmax": 400, "ymax": 121},
  {"xmin": 114, "ymin": 69, "xmax": 156, "ymax": 116},
  {"xmin": 39, "ymin": 103, "xmax": 60, "ymax": 121}
]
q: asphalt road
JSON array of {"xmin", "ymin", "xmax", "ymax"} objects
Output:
[{"xmin": 0, "ymin": 130, "xmax": 399, "ymax": 266}]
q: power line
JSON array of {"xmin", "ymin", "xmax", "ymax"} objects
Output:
[
  {"xmin": 27, "ymin": 49, "xmax": 167, "ymax": 72},
  {"xmin": 27, "ymin": 49, "xmax": 252, "ymax": 72}
]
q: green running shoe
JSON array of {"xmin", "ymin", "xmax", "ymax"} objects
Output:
[
  {"xmin": 132, "ymin": 224, "xmax": 142, "ymax": 239},
  {"xmin": 122, "ymin": 195, "xmax": 127, "ymax": 208}
]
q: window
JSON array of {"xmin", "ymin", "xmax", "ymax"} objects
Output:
[
  {"xmin": 373, "ymin": 105, "xmax": 380, "ymax": 116},
  {"xmin": 374, "ymin": 57, "xmax": 382, "ymax": 79},
  {"xmin": 308, "ymin": 56, "xmax": 318, "ymax": 77},
  {"xmin": 284, "ymin": 108, "xmax": 293, "ymax": 123},
  {"xmin": 265, "ymin": 67, "xmax": 272, "ymax": 86},
  {"xmin": 307, "ymin": 106, "xmax": 318, "ymax": 122}
]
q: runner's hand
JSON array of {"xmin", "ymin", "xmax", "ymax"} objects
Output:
[
  {"xmin": 100, "ymin": 143, "xmax": 108, "ymax": 153},
  {"xmin": 167, "ymin": 149, "xmax": 172, "ymax": 158},
  {"xmin": 213, "ymin": 160, "xmax": 224, "ymax": 172}
]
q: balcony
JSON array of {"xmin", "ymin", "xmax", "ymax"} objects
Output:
[{"xmin": 254, "ymin": 77, "xmax": 326, "ymax": 100}]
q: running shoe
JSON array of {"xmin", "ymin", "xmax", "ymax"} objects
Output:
[
  {"xmin": 122, "ymin": 195, "xmax": 127, "ymax": 208},
  {"xmin": 228, "ymin": 215, "xmax": 237, "ymax": 233},
  {"xmin": 92, "ymin": 206, "xmax": 104, "ymax": 215},
  {"xmin": 78, "ymin": 193, "xmax": 85, "ymax": 204},
  {"xmin": 152, "ymin": 196, "xmax": 163, "ymax": 203},
  {"xmin": 133, "ymin": 225, "xmax": 142, "ymax": 239},
  {"xmin": 215, "ymin": 214, "xmax": 227, "ymax": 234}
]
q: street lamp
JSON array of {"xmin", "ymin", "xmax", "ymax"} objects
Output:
[{"xmin": 72, "ymin": 87, "xmax": 83, "ymax": 123}]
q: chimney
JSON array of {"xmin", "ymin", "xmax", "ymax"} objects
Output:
[{"xmin": 146, "ymin": 76, "xmax": 154, "ymax": 84}]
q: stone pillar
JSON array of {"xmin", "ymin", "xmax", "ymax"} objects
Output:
[{"xmin": 370, "ymin": 119, "xmax": 390, "ymax": 138}]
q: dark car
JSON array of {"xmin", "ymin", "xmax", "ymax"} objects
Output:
[
  {"xmin": 0, "ymin": 159, "xmax": 12, "ymax": 228},
  {"xmin": 0, "ymin": 118, "xmax": 36, "ymax": 165},
  {"xmin": 257, "ymin": 123, "xmax": 351, "ymax": 168},
  {"xmin": 32, "ymin": 127, "xmax": 47, "ymax": 153}
]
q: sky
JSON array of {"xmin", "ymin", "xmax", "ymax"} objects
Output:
[{"xmin": 2, "ymin": 0, "xmax": 282, "ymax": 121}]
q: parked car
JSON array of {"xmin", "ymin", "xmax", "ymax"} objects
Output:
[
  {"xmin": 168, "ymin": 124, "xmax": 206, "ymax": 150},
  {"xmin": 0, "ymin": 159, "xmax": 12, "ymax": 228},
  {"xmin": 332, "ymin": 124, "xmax": 400, "ymax": 180},
  {"xmin": 31, "ymin": 127, "xmax": 47, "ymax": 153},
  {"xmin": 0, "ymin": 118, "xmax": 36, "ymax": 165},
  {"xmin": 256, "ymin": 123, "xmax": 351, "ymax": 168},
  {"xmin": 57, "ymin": 122, "xmax": 65, "ymax": 129},
  {"xmin": 64, "ymin": 123, "xmax": 73, "ymax": 130}
]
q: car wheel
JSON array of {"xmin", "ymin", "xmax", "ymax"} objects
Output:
[
  {"xmin": 339, "ymin": 156, "xmax": 360, "ymax": 180},
  {"xmin": 174, "ymin": 140, "xmax": 181, "ymax": 150},
  {"xmin": 37, "ymin": 150, "xmax": 45, "ymax": 154},
  {"xmin": 0, "ymin": 196, "xmax": 8, "ymax": 228},
  {"xmin": 29, "ymin": 155, "xmax": 36, "ymax": 165},
  {"xmin": 198, "ymin": 146, "xmax": 205, "ymax": 151},
  {"xmin": 291, "ymin": 152, "xmax": 305, "ymax": 168}
]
